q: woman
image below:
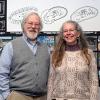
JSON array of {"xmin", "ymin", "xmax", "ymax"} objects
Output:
[{"xmin": 47, "ymin": 20, "xmax": 99, "ymax": 100}]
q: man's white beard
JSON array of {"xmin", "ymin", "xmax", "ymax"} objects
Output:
[{"xmin": 27, "ymin": 33, "xmax": 38, "ymax": 41}]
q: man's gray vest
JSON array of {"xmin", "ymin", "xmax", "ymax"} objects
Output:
[{"xmin": 9, "ymin": 37, "xmax": 50, "ymax": 96}]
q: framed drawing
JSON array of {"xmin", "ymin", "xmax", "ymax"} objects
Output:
[{"xmin": 0, "ymin": 1, "xmax": 5, "ymax": 16}]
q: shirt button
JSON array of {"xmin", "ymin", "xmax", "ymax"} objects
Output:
[
  {"xmin": 36, "ymin": 73, "xmax": 38, "ymax": 76},
  {"xmin": 35, "ymin": 62, "xmax": 38, "ymax": 65},
  {"xmin": 35, "ymin": 84, "xmax": 38, "ymax": 87}
]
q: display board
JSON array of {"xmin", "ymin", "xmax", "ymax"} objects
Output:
[{"xmin": 7, "ymin": 0, "xmax": 100, "ymax": 32}]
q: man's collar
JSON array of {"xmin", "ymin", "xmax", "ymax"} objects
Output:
[{"xmin": 23, "ymin": 34, "xmax": 36, "ymax": 46}]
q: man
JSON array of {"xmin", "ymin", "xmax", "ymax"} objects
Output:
[{"xmin": 0, "ymin": 12, "xmax": 50, "ymax": 100}]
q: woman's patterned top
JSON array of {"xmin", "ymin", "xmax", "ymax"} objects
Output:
[{"xmin": 47, "ymin": 49, "xmax": 99, "ymax": 100}]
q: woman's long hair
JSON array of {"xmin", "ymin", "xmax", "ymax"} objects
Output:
[{"xmin": 52, "ymin": 20, "xmax": 91, "ymax": 67}]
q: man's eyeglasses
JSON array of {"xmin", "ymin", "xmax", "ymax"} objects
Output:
[{"xmin": 25, "ymin": 22, "xmax": 40, "ymax": 27}]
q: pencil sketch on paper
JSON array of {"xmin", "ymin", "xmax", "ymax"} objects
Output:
[
  {"xmin": 41, "ymin": 6, "xmax": 68, "ymax": 24},
  {"xmin": 8, "ymin": 7, "xmax": 38, "ymax": 24},
  {"xmin": 70, "ymin": 6, "xmax": 98, "ymax": 22}
]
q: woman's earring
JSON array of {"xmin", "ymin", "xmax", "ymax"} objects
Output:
[
  {"xmin": 77, "ymin": 36, "xmax": 81, "ymax": 47},
  {"xmin": 77, "ymin": 36, "xmax": 79, "ymax": 42}
]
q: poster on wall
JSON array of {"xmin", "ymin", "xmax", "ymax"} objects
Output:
[
  {"xmin": 38, "ymin": 35, "xmax": 55, "ymax": 52},
  {"xmin": 7, "ymin": 0, "xmax": 100, "ymax": 32}
]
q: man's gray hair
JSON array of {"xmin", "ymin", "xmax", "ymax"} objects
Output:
[{"xmin": 21, "ymin": 11, "xmax": 43, "ymax": 31}]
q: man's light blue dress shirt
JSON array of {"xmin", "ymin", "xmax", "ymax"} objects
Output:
[{"xmin": 0, "ymin": 36, "xmax": 38, "ymax": 100}]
